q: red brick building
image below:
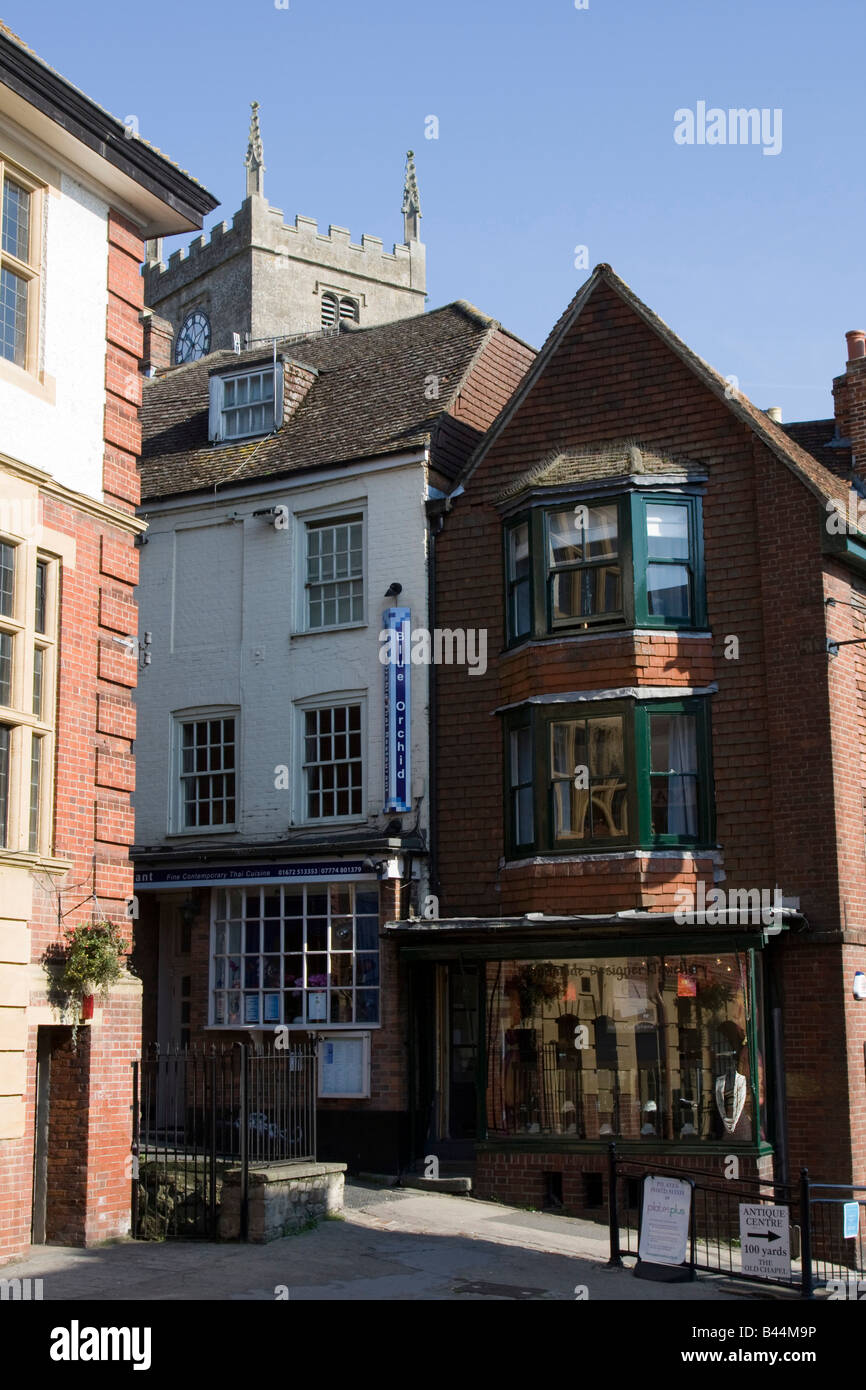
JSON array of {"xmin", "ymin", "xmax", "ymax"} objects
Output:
[
  {"xmin": 389, "ymin": 264, "xmax": 866, "ymax": 1209},
  {"xmin": 0, "ymin": 24, "xmax": 216, "ymax": 1261}
]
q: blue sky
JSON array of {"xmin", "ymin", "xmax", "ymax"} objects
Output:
[{"xmin": 4, "ymin": 0, "xmax": 865, "ymax": 421}]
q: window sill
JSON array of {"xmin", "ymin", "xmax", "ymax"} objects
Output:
[
  {"xmin": 503, "ymin": 846, "xmax": 721, "ymax": 869},
  {"xmin": 291, "ymin": 622, "xmax": 368, "ymax": 639},
  {"xmin": 0, "ymin": 355, "xmax": 56, "ymax": 405},
  {"xmin": 0, "ymin": 848, "xmax": 72, "ymax": 873},
  {"xmin": 164, "ymin": 828, "xmax": 240, "ymax": 840},
  {"xmin": 503, "ymin": 628, "xmax": 712, "ymax": 655}
]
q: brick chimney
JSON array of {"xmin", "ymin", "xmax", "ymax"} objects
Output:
[
  {"xmin": 139, "ymin": 310, "xmax": 174, "ymax": 375},
  {"xmin": 833, "ymin": 329, "xmax": 866, "ymax": 480}
]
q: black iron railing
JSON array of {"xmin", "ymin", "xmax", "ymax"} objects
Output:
[{"xmin": 131, "ymin": 1042, "xmax": 317, "ymax": 1239}]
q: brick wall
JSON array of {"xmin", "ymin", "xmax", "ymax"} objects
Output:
[
  {"xmin": 0, "ymin": 212, "xmax": 144, "ymax": 1263},
  {"xmin": 434, "ymin": 277, "xmax": 866, "ymax": 1190}
]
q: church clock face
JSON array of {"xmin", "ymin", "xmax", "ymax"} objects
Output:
[{"xmin": 174, "ymin": 310, "xmax": 211, "ymax": 364}]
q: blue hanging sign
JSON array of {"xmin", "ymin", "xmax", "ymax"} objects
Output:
[{"xmin": 383, "ymin": 606, "xmax": 411, "ymax": 813}]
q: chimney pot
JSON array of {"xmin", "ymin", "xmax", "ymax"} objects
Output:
[
  {"xmin": 765, "ymin": 406, "xmax": 783, "ymax": 423},
  {"xmin": 846, "ymin": 330, "xmax": 866, "ymax": 361}
]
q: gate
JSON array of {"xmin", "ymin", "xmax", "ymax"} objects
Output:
[{"xmin": 131, "ymin": 1042, "xmax": 317, "ymax": 1240}]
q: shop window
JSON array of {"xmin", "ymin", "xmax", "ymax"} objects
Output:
[
  {"xmin": 211, "ymin": 883, "xmax": 379, "ymax": 1028},
  {"xmin": 485, "ymin": 952, "xmax": 760, "ymax": 1145},
  {"xmin": 504, "ymin": 697, "xmax": 713, "ymax": 856},
  {"xmin": 504, "ymin": 492, "xmax": 704, "ymax": 643}
]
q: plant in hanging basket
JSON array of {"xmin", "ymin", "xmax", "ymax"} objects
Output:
[
  {"xmin": 505, "ymin": 962, "xmax": 564, "ymax": 1022},
  {"xmin": 53, "ymin": 919, "xmax": 127, "ymax": 1045}
]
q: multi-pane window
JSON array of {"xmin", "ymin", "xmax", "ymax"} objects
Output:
[
  {"xmin": 0, "ymin": 543, "xmax": 57, "ymax": 856},
  {"xmin": 548, "ymin": 503, "xmax": 622, "ymax": 628},
  {"xmin": 505, "ymin": 698, "xmax": 711, "ymax": 855},
  {"xmin": 505, "ymin": 493, "xmax": 704, "ymax": 642},
  {"xmin": 305, "ymin": 516, "xmax": 363, "ymax": 629},
  {"xmin": 178, "ymin": 715, "xmax": 237, "ymax": 829},
  {"xmin": 0, "ymin": 161, "xmax": 41, "ymax": 371},
  {"xmin": 220, "ymin": 369, "xmax": 275, "ymax": 439},
  {"xmin": 303, "ymin": 703, "xmax": 362, "ymax": 819},
  {"xmin": 211, "ymin": 884, "xmax": 380, "ymax": 1027},
  {"xmin": 550, "ymin": 714, "xmax": 628, "ymax": 843}
]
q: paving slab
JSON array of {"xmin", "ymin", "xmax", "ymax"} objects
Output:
[{"xmin": 1, "ymin": 1181, "xmax": 760, "ymax": 1301}]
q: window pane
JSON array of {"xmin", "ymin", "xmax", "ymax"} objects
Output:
[
  {"xmin": 0, "ymin": 265, "xmax": 27, "ymax": 367},
  {"xmin": 647, "ymin": 563, "xmax": 690, "ymax": 619},
  {"xmin": 650, "ymin": 714, "xmax": 697, "ymax": 774},
  {"xmin": 510, "ymin": 726, "xmax": 533, "ymax": 786},
  {"xmin": 0, "ymin": 631, "xmax": 12, "ymax": 706},
  {"xmin": 551, "ymin": 564, "xmax": 621, "ymax": 622},
  {"xmin": 0, "ymin": 725, "xmax": 9, "ymax": 848},
  {"xmin": 303, "ymin": 703, "xmax": 362, "ymax": 818},
  {"xmin": 32, "ymin": 646, "xmax": 44, "ymax": 718},
  {"xmin": 35, "ymin": 560, "xmax": 47, "ymax": 633},
  {"xmin": 585, "ymin": 504, "xmax": 618, "ymax": 559},
  {"xmin": 2, "ymin": 179, "xmax": 31, "ymax": 262},
  {"xmin": 29, "ymin": 735, "xmax": 42, "ymax": 850},
  {"xmin": 646, "ymin": 503, "xmax": 689, "ymax": 560},
  {"xmin": 548, "ymin": 510, "xmax": 583, "ymax": 566},
  {"xmin": 650, "ymin": 713, "xmax": 699, "ymax": 838},
  {"xmin": 0, "ymin": 544, "xmax": 14, "ymax": 618}
]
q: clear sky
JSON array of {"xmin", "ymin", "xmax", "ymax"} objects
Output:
[{"xmin": 4, "ymin": 0, "xmax": 864, "ymax": 422}]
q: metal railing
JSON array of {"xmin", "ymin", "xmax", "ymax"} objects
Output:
[
  {"xmin": 606, "ymin": 1147, "xmax": 866, "ymax": 1297},
  {"xmin": 131, "ymin": 1042, "xmax": 317, "ymax": 1239}
]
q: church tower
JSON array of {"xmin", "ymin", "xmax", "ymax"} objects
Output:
[{"xmin": 143, "ymin": 105, "xmax": 427, "ymax": 363}]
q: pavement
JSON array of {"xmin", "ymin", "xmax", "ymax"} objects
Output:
[{"xmin": 4, "ymin": 1181, "xmax": 768, "ymax": 1301}]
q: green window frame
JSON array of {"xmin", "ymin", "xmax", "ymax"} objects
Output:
[
  {"xmin": 504, "ymin": 490, "xmax": 705, "ymax": 644},
  {"xmin": 504, "ymin": 697, "xmax": 713, "ymax": 857},
  {"xmin": 631, "ymin": 493, "xmax": 705, "ymax": 629}
]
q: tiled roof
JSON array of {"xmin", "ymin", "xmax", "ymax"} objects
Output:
[
  {"xmin": 461, "ymin": 265, "xmax": 859, "ymax": 521},
  {"xmin": 783, "ymin": 419, "xmax": 852, "ymax": 480},
  {"xmin": 498, "ymin": 441, "xmax": 706, "ymax": 501},
  {"xmin": 140, "ymin": 303, "xmax": 512, "ymax": 501}
]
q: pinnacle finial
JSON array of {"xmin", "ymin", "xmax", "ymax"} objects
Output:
[
  {"xmin": 402, "ymin": 149, "xmax": 421, "ymax": 242},
  {"xmin": 245, "ymin": 101, "xmax": 265, "ymax": 198}
]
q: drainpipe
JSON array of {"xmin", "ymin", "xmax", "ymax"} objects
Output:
[{"xmin": 766, "ymin": 948, "xmax": 790, "ymax": 1189}]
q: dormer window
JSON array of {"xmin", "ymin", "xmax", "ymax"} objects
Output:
[{"xmin": 209, "ymin": 365, "xmax": 282, "ymax": 442}]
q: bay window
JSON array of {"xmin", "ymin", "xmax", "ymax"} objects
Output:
[
  {"xmin": 504, "ymin": 490, "xmax": 704, "ymax": 642},
  {"xmin": 504, "ymin": 696, "xmax": 713, "ymax": 855}
]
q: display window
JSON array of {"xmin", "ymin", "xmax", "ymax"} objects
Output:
[{"xmin": 485, "ymin": 951, "xmax": 761, "ymax": 1144}]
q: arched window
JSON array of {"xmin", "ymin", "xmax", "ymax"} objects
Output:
[
  {"xmin": 321, "ymin": 293, "xmax": 338, "ymax": 327},
  {"xmin": 339, "ymin": 297, "xmax": 359, "ymax": 324}
]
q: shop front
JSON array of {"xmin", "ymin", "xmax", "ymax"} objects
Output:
[{"xmin": 393, "ymin": 913, "xmax": 791, "ymax": 1212}]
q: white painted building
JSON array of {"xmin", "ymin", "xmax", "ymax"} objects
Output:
[{"xmin": 133, "ymin": 301, "xmax": 534, "ymax": 1172}]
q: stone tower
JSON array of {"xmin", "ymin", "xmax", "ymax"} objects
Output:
[{"xmin": 143, "ymin": 105, "xmax": 427, "ymax": 362}]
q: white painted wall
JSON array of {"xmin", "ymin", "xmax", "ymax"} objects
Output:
[
  {"xmin": 0, "ymin": 168, "xmax": 108, "ymax": 500},
  {"xmin": 133, "ymin": 457, "xmax": 430, "ymax": 847}
]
